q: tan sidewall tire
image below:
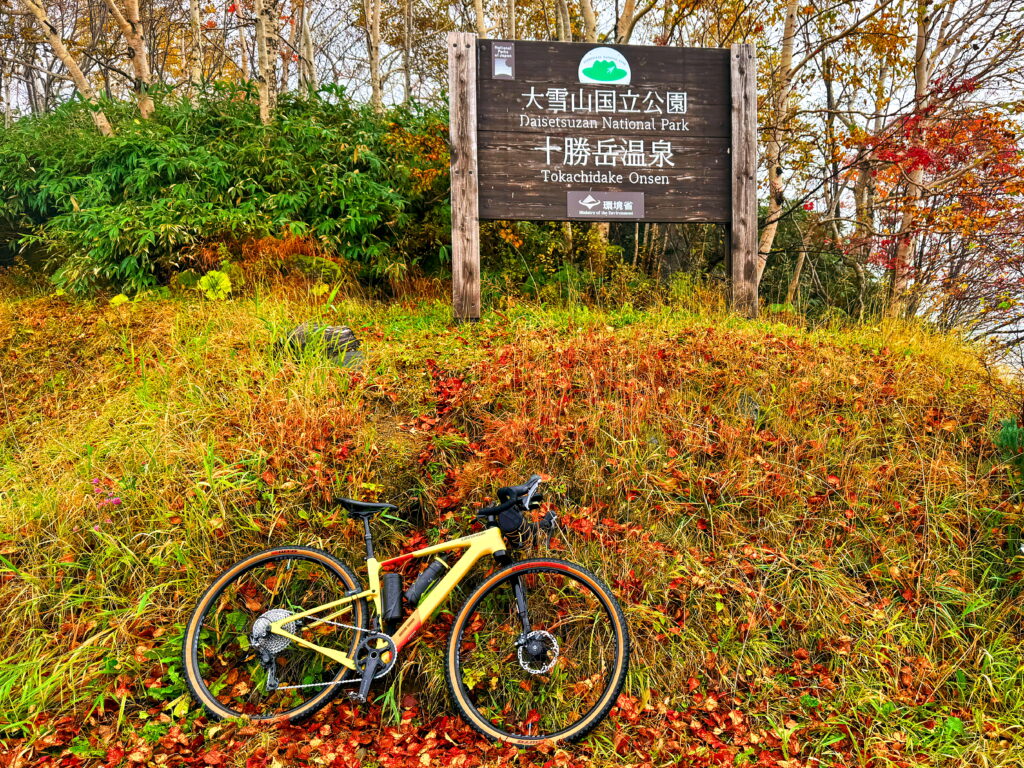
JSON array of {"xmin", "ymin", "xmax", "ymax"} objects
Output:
[
  {"xmin": 445, "ymin": 558, "xmax": 629, "ymax": 746},
  {"xmin": 182, "ymin": 546, "xmax": 365, "ymax": 724}
]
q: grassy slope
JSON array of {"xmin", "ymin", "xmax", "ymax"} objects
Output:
[{"xmin": 1, "ymin": 289, "xmax": 1022, "ymax": 767}]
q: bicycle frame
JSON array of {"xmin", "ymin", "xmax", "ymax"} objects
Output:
[{"xmin": 267, "ymin": 526, "xmax": 507, "ymax": 668}]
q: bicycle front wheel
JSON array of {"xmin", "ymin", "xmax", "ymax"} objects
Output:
[
  {"xmin": 182, "ymin": 546, "xmax": 366, "ymax": 723},
  {"xmin": 446, "ymin": 558, "xmax": 629, "ymax": 745}
]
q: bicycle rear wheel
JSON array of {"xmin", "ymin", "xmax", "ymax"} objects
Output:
[
  {"xmin": 446, "ymin": 558, "xmax": 629, "ymax": 745},
  {"xmin": 182, "ymin": 546, "xmax": 366, "ymax": 722}
]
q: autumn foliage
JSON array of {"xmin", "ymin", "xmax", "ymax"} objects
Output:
[{"xmin": 1, "ymin": 286, "xmax": 1021, "ymax": 766}]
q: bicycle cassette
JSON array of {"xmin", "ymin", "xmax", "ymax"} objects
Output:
[{"xmin": 250, "ymin": 609, "xmax": 297, "ymax": 656}]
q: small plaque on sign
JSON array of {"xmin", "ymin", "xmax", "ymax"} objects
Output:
[
  {"xmin": 492, "ymin": 43, "xmax": 514, "ymax": 80},
  {"xmin": 567, "ymin": 191, "xmax": 645, "ymax": 219}
]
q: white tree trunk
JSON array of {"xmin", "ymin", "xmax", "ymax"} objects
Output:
[
  {"xmin": 3, "ymin": 67, "xmax": 13, "ymax": 127},
  {"xmin": 99, "ymin": 0, "xmax": 155, "ymax": 118},
  {"xmin": 473, "ymin": 0, "xmax": 486, "ymax": 37},
  {"xmin": 505, "ymin": 0, "xmax": 515, "ymax": 39},
  {"xmin": 253, "ymin": 0, "xmax": 278, "ymax": 123},
  {"xmin": 301, "ymin": 16, "xmax": 317, "ymax": 89},
  {"xmin": 580, "ymin": 0, "xmax": 597, "ymax": 42},
  {"xmin": 556, "ymin": 0, "xmax": 571, "ymax": 41},
  {"xmin": 187, "ymin": 0, "xmax": 204, "ymax": 90},
  {"xmin": 363, "ymin": 0, "xmax": 382, "ymax": 109},
  {"xmin": 297, "ymin": 0, "xmax": 317, "ymax": 90},
  {"xmin": 21, "ymin": 0, "xmax": 114, "ymax": 135},
  {"xmin": 889, "ymin": 2, "xmax": 930, "ymax": 316},
  {"xmin": 616, "ymin": 0, "xmax": 636, "ymax": 43},
  {"xmin": 755, "ymin": 0, "xmax": 798, "ymax": 283},
  {"xmin": 785, "ymin": 225, "xmax": 810, "ymax": 306},
  {"xmin": 281, "ymin": 8, "xmax": 298, "ymax": 91},
  {"xmin": 402, "ymin": 0, "xmax": 412, "ymax": 101}
]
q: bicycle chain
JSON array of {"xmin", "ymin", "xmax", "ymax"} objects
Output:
[{"xmin": 274, "ymin": 619, "xmax": 393, "ymax": 691}]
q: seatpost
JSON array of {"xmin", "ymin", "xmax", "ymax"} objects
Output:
[{"xmin": 362, "ymin": 517, "xmax": 375, "ymax": 559}]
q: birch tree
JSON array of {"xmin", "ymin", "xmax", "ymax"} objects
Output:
[
  {"xmin": 253, "ymin": 0, "xmax": 278, "ymax": 122},
  {"xmin": 580, "ymin": 0, "xmax": 597, "ymax": 42},
  {"xmin": 98, "ymin": 0, "xmax": 154, "ymax": 118},
  {"xmin": 362, "ymin": 0, "xmax": 381, "ymax": 109},
  {"xmin": 473, "ymin": 0, "xmax": 486, "ymax": 37},
  {"xmin": 298, "ymin": 0, "xmax": 317, "ymax": 90},
  {"xmin": 186, "ymin": 0, "xmax": 203, "ymax": 90},
  {"xmin": 555, "ymin": 0, "xmax": 571, "ymax": 42},
  {"xmin": 885, "ymin": 0, "xmax": 1024, "ymax": 315},
  {"xmin": 20, "ymin": 0, "xmax": 113, "ymax": 134},
  {"xmin": 615, "ymin": 0, "xmax": 658, "ymax": 44},
  {"xmin": 756, "ymin": 0, "xmax": 897, "ymax": 285},
  {"xmin": 401, "ymin": 0, "xmax": 411, "ymax": 100}
]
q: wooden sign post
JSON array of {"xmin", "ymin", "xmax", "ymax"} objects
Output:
[
  {"xmin": 447, "ymin": 33, "xmax": 758, "ymax": 320},
  {"xmin": 730, "ymin": 44, "xmax": 758, "ymax": 318},
  {"xmin": 448, "ymin": 33, "xmax": 481, "ymax": 320}
]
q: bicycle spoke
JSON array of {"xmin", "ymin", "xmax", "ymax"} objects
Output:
[
  {"xmin": 452, "ymin": 564, "xmax": 625, "ymax": 742},
  {"xmin": 190, "ymin": 553, "xmax": 364, "ymax": 719}
]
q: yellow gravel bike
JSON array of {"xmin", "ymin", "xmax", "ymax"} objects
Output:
[{"xmin": 182, "ymin": 476, "xmax": 630, "ymax": 745}]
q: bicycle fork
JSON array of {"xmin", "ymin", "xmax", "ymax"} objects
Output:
[
  {"xmin": 512, "ymin": 573, "xmax": 542, "ymax": 668},
  {"xmin": 512, "ymin": 573, "xmax": 560, "ymax": 676},
  {"xmin": 512, "ymin": 576, "xmax": 532, "ymax": 637}
]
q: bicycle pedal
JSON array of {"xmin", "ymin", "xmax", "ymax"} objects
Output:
[{"xmin": 347, "ymin": 691, "xmax": 367, "ymax": 703}]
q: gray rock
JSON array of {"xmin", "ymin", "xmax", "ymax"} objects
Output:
[
  {"xmin": 738, "ymin": 392, "xmax": 761, "ymax": 423},
  {"xmin": 277, "ymin": 323, "xmax": 363, "ymax": 366}
]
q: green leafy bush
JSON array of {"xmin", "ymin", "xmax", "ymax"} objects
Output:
[
  {"xmin": 197, "ymin": 269, "xmax": 232, "ymax": 300},
  {"xmin": 169, "ymin": 269, "xmax": 200, "ymax": 293},
  {"xmin": 995, "ymin": 417, "xmax": 1024, "ymax": 483},
  {"xmin": 0, "ymin": 85, "xmax": 450, "ymax": 293}
]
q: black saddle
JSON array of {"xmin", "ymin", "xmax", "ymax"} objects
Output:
[{"xmin": 339, "ymin": 498, "xmax": 397, "ymax": 519}]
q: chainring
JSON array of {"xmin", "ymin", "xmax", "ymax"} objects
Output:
[{"xmin": 355, "ymin": 633, "xmax": 398, "ymax": 679}]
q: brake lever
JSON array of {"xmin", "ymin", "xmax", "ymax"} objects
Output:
[{"xmin": 522, "ymin": 475, "xmax": 543, "ymax": 510}]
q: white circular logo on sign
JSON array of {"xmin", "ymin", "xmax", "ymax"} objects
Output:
[{"xmin": 578, "ymin": 47, "xmax": 631, "ymax": 85}]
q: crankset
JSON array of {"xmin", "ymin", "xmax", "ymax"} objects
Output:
[
  {"xmin": 347, "ymin": 633, "xmax": 398, "ymax": 703},
  {"xmin": 354, "ymin": 633, "xmax": 399, "ymax": 679}
]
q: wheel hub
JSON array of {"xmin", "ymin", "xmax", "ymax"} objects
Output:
[{"xmin": 517, "ymin": 630, "xmax": 559, "ymax": 675}]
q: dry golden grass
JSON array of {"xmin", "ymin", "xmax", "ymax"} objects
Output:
[{"xmin": 1, "ymin": 289, "xmax": 1022, "ymax": 766}]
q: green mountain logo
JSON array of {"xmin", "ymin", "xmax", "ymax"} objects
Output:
[
  {"xmin": 578, "ymin": 47, "xmax": 631, "ymax": 85},
  {"xmin": 582, "ymin": 60, "xmax": 628, "ymax": 82}
]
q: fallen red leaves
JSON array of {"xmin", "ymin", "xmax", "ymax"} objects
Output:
[
  {"xmin": 1, "ymin": 300, "xmax": 1014, "ymax": 768},
  {"xmin": 3, "ymin": 692, "xmax": 893, "ymax": 768}
]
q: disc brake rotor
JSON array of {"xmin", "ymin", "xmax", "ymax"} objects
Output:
[{"xmin": 517, "ymin": 630, "xmax": 560, "ymax": 675}]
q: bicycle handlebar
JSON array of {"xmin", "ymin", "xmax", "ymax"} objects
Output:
[{"xmin": 477, "ymin": 475, "xmax": 544, "ymax": 520}]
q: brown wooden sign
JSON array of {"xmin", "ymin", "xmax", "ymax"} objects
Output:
[
  {"xmin": 476, "ymin": 40, "xmax": 731, "ymax": 223},
  {"xmin": 447, "ymin": 34, "xmax": 757, "ymax": 319}
]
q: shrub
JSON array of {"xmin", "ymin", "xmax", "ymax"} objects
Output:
[
  {"xmin": 0, "ymin": 85, "xmax": 450, "ymax": 293},
  {"xmin": 995, "ymin": 417, "xmax": 1024, "ymax": 483},
  {"xmin": 197, "ymin": 269, "xmax": 232, "ymax": 300}
]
